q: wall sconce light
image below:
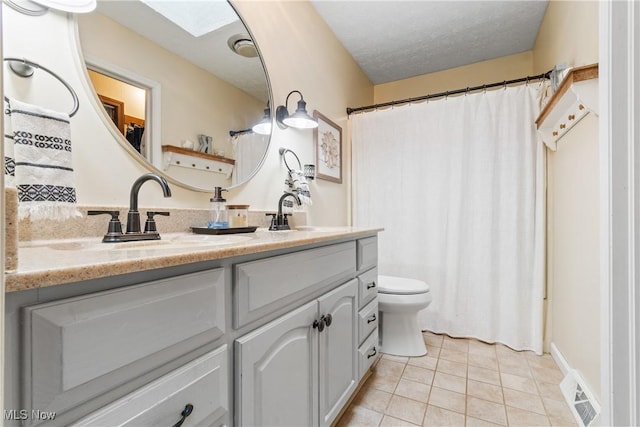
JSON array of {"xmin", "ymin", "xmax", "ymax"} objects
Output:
[
  {"xmin": 276, "ymin": 90, "xmax": 318, "ymax": 130},
  {"xmin": 251, "ymin": 103, "xmax": 272, "ymax": 135},
  {"xmin": 4, "ymin": 0, "xmax": 96, "ymax": 15}
]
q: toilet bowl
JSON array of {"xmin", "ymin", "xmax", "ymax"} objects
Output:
[{"xmin": 378, "ymin": 275, "xmax": 432, "ymax": 357}]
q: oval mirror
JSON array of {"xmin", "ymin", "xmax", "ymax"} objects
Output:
[{"xmin": 76, "ymin": 0, "xmax": 272, "ymax": 192}]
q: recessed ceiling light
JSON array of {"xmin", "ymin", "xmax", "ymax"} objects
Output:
[{"xmin": 227, "ymin": 34, "xmax": 257, "ymax": 58}]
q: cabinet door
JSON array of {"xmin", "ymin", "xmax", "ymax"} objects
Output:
[
  {"xmin": 318, "ymin": 279, "xmax": 358, "ymax": 427},
  {"xmin": 235, "ymin": 300, "xmax": 319, "ymax": 427}
]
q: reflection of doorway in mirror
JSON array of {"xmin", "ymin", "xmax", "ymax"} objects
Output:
[{"xmin": 88, "ymin": 70, "xmax": 148, "ymax": 158}]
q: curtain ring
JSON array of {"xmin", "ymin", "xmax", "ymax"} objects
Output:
[
  {"xmin": 465, "ymin": 87, "xmax": 470, "ymax": 95},
  {"xmin": 526, "ymin": 76, "xmax": 530, "ymax": 86},
  {"xmin": 503, "ymin": 81, "xmax": 507, "ymax": 90},
  {"xmin": 445, "ymin": 91, "xmax": 449, "ymax": 100},
  {"xmin": 483, "ymin": 84, "xmax": 486, "ymax": 94}
]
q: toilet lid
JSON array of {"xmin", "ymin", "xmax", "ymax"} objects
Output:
[{"xmin": 377, "ymin": 275, "xmax": 430, "ymax": 295}]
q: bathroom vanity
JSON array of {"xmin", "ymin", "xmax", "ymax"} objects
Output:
[{"xmin": 4, "ymin": 228, "xmax": 380, "ymax": 427}]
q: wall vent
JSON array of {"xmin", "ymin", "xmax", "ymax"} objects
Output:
[{"xmin": 560, "ymin": 369, "xmax": 600, "ymax": 427}]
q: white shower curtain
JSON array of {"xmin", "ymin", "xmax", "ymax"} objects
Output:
[
  {"xmin": 352, "ymin": 85, "xmax": 545, "ymax": 353},
  {"xmin": 231, "ymin": 132, "xmax": 269, "ymax": 186}
]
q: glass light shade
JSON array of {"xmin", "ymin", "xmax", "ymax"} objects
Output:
[
  {"xmin": 282, "ymin": 99, "xmax": 318, "ymax": 129},
  {"xmin": 252, "ymin": 107, "xmax": 272, "ymax": 135},
  {"xmin": 252, "ymin": 120, "xmax": 272, "ymax": 135}
]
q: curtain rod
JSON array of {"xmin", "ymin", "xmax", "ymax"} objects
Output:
[
  {"xmin": 346, "ymin": 69, "xmax": 553, "ymax": 115},
  {"xmin": 229, "ymin": 128, "xmax": 253, "ymax": 137}
]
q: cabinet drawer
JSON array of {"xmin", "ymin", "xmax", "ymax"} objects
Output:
[
  {"xmin": 358, "ymin": 329, "xmax": 379, "ymax": 379},
  {"xmin": 23, "ymin": 269, "xmax": 225, "ymax": 416},
  {"xmin": 358, "ymin": 299, "xmax": 378, "ymax": 345},
  {"xmin": 72, "ymin": 345, "xmax": 228, "ymax": 427},
  {"xmin": 234, "ymin": 242, "xmax": 356, "ymax": 328},
  {"xmin": 358, "ymin": 267, "xmax": 378, "ymax": 308},
  {"xmin": 356, "ymin": 237, "xmax": 378, "ymax": 272}
]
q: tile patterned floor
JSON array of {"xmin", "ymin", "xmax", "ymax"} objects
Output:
[{"xmin": 337, "ymin": 331, "xmax": 578, "ymax": 426}]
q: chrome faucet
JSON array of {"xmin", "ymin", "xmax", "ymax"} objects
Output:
[
  {"xmin": 89, "ymin": 173, "xmax": 172, "ymax": 243},
  {"xmin": 126, "ymin": 173, "xmax": 172, "ymax": 234},
  {"xmin": 267, "ymin": 192, "xmax": 302, "ymax": 231}
]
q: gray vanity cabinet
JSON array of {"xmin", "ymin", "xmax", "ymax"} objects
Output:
[
  {"xmin": 6, "ymin": 233, "xmax": 379, "ymax": 427},
  {"xmin": 235, "ymin": 279, "xmax": 358, "ymax": 427},
  {"xmin": 20, "ymin": 269, "xmax": 226, "ymax": 425}
]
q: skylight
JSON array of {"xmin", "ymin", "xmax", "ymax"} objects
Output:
[{"xmin": 140, "ymin": 0, "xmax": 238, "ymax": 37}]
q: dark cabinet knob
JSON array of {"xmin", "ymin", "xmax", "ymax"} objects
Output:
[
  {"xmin": 367, "ymin": 347, "xmax": 377, "ymax": 359},
  {"xmin": 367, "ymin": 313, "xmax": 377, "ymax": 324},
  {"xmin": 313, "ymin": 316, "xmax": 326, "ymax": 332},
  {"xmin": 367, "ymin": 281, "xmax": 376, "ymax": 290},
  {"xmin": 171, "ymin": 403, "xmax": 194, "ymax": 427},
  {"xmin": 324, "ymin": 313, "xmax": 333, "ymax": 328}
]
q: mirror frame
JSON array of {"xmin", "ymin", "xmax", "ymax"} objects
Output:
[{"xmin": 70, "ymin": 1, "xmax": 273, "ymax": 193}]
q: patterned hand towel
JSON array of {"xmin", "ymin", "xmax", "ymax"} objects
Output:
[
  {"xmin": 286, "ymin": 169, "xmax": 312, "ymax": 206},
  {"xmin": 4, "ymin": 99, "xmax": 15, "ymax": 187},
  {"xmin": 8, "ymin": 98, "xmax": 81, "ymax": 220}
]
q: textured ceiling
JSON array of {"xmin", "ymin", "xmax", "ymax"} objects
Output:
[{"xmin": 311, "ymin": 0, "xmax": 549, "ymax": 84}]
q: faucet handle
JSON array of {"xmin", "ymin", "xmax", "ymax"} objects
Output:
[
  {"xmin": 88, "ymin": 210, "xmax": 123, "ymax": 241},
  {"xmin": 265, "ymin": 213, "xmax": 278, "ymax": 231},
  {"xmin": 144, "ymin": 211, "xmax": 170, "ymax": 233}
]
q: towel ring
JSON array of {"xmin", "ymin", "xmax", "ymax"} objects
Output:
[
  {"xmin": 279, "ymin": 147, "xmax": 302, "ymax": 172},
  {"xmin": 3, "ymin": 57, "xmax": 79, "ymax": 117}
]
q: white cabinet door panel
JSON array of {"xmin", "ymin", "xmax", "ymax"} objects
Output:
[
  {"xmin": 235, "ymin": 300, "xmax": 319, "ymax": 427},
  {"xmin": 356, "ymin": 237, "xmax": 378, "ymax": 272},
  {"xmin": 318, "ymin": 280, "xmax": 358, "ymax": 427}
]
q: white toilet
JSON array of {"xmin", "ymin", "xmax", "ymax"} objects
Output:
[{"xmin": 378, "ymin": 275, "xmax": 432, "ymax": 357}]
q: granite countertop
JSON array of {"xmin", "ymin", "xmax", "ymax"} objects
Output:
[{"xmin": 5, "ymin": 227, "xmax": 381, "ymax": 293}]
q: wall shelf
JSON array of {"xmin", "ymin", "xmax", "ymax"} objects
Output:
[
  {"xmin": 536, "ymin": 63, "xmax": 598, "ymax": 151},
  {"xmin": 161, "ymin": 145, "xmax": 235, "ymax": 177}
]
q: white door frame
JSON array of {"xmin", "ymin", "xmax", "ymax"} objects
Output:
[{"xmin": 600, "ymin": 0, "xmax": 639, "ymax": 425}]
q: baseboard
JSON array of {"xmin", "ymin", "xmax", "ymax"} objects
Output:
[
  {"xmin": 551, "ymin": 342, "xmax": 601, "ymax": 427},
  {"xmin": 550, "ymin": 342, "xmax": 571, "ymax": 376}
]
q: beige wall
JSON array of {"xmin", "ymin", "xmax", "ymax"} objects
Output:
[
  {"xmin": 532, "ymin": 0, "xmax": 599, "ymax": 74},
  {"xmin": 533, "ymin": 0, "xmax": 600, "ymax": 400},
  {"xmin": 1, "ymin": 1, "xmax": 372, "ymax": 224},
  {"xmin": 232, "ymin": 0, "xmax": 373, "ymax": 225},
  {"xmin": 374, "ymin": 51, "xmax": 533, "ymax": 104}
]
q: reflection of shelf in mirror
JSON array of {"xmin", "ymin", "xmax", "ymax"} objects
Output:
[
  {"xmin": 536, "ymin": 63, "xmax": 598, "ymax": 151},
  {"xmin": 161, "ymin": 145, "xmax": 235, "ymax": 176}
]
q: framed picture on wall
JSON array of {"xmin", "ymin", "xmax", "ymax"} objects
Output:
[{"xmin": 313, "ymin": 110, "xmax": 342, "ymax": 183}]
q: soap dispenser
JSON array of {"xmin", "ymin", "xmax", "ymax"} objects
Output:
[{"xmin": 208, "ymin": 187, "xmax": 228, "ymax": 228}]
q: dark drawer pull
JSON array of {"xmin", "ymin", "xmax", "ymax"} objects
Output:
[
  {"xmin": 367, "ymin": 313, "xmax": 377, "ymax": 324},
  {"xmin": 172, "ymin": 403, "xmax": 194, "ymax": 427},
  {"xmin": 367, "ymin": 347, "xmax": 377, "ymax": 359},
  {"xmin": 366, "ymin": 281, "xmax": 376, "ymax": 290}
]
